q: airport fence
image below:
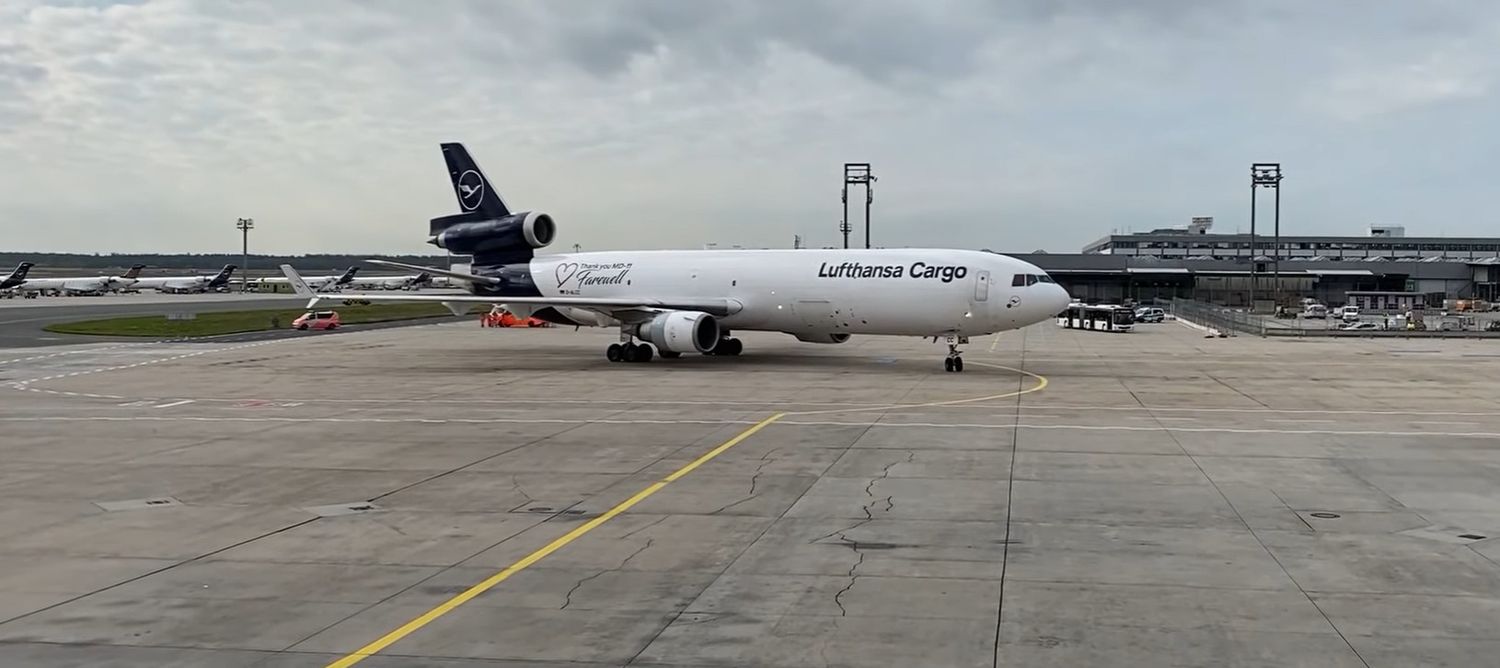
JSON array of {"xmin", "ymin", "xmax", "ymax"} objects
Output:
[{"xmin": 1165, "ymin": 298, "xmax": 1267, "ymax": 337}]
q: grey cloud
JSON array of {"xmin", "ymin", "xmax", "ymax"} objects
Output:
[{"xmin": 2, "ymin": 1, "xmax": 1500, "ymax": 254}]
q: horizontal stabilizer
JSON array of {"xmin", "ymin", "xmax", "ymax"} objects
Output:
[{"xmin": 365, "ymin": 259, "xmax": 501, "ymax": 286}]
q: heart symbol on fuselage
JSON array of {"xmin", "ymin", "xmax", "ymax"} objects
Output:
[{"xmin": 555, "ymin": 263, "xmax": 579, "ymax": 286}]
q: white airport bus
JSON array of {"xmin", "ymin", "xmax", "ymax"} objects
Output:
[{"xmin": 1057, "ymin": 304, "xmax": 1135, "ymax": 332}]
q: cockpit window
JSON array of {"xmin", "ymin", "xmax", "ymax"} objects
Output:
[
  {"xmin": 1025, "ymin": 275, "xmax": 1038, "ymax": 286},
  {"xmin": 1012, "ymin": 274, "xmax": 1026, "ymax": 287},
  {"xmin": 1037, "ymin": 275, "xmax": 1055, "ymax": 284}
]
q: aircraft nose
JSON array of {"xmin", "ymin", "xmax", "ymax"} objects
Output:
[{"xmin": 1045, "ymin": 283, "xmax": 1070, "ymax": 315}]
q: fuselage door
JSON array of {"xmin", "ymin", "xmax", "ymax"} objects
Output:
[{"xmin": 974, "ymin": 269, "xmax": 990, "ymax": 302}]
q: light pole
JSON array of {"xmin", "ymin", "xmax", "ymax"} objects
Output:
[
  {"xmin": 235, "ymin": 217, "xmax": 254, "ymax": 292},
  {"xmin": 1250, "ymin": 164, "xmax": 1283, "ymax": 309},
  {"xmin": 840, "ymin": 163, "xmax": 875, "ymax": 249}
]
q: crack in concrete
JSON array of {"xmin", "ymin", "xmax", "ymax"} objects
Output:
[
  {"xmin": 560, "ymin": 537, "xmax": 655, "ymax": 610},
  {"xmin": 714, "ymin": 450, "xmax": 786, "ymax": 513},
  {"xmin": 619, "ymin": 537, "xmax": 655, "ymax": 569},
  {"xmin": 829, "ymin": 451, "xmax": 910, "ymax": 617},
  {"xmin": 831, "ymin": 529, "xmax": 866, "ymax": 617},
  {"xmin": 559, "ymin": 569, "xmax": 607, "ymax": 610},
  {"xmin": 861, "ymin": 450, "xmax": 911, "ymax": 518},
  {"xmin": 619, "ymin": 515, "xmax": 668, "ymax": 540}
]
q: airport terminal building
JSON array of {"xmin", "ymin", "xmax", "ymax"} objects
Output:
[
  {"xmin": 1082, "ymin": 222, "xmax": 1500, "ymax": 262},
  {"xmin": 1017, "ymin": 221, "xmax": 1500, "ymax": 307}
]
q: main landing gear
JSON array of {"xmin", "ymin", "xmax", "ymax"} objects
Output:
[
  {"xmin": 606, "ymin": 341, "xmax": 654, "ymax": 363},
  {"xmin": 606, "ymin": 328, "xmax": 743, "ymax": 363},
  {"xmin": 942, "ymin": 335, "xmax": 967, "ymax": 373},
  {"xmin": 707, "ymin": 336, "xmax": 743, "ymax": 356}
]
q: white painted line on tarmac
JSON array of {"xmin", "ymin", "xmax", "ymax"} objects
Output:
[
  {"xmin": 3, "ymin": 415, "xmax": 1500, "ymax": 440},
  {"xmin": 1018, "ymin": 404, "xmax": 1500, "ymax": 418},
  {"xmin": 153, "ymin": 399, "xmax": 195, "ymax": 409},
  {"xmin": 1267, "ymin": 419, "xmax": 1337, "ymax": 424},
  {"xmin": 120, "ymin": 397, "xmax": 1498, "ymax": 419}
]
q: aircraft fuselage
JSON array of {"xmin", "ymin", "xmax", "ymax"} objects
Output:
[{"xmin": 475, "ymin": 248, "xmax": 1069, "ymax": 338}]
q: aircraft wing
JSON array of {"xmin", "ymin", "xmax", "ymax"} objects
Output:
[
  {"xmin": 280, "ymin": 265, "xmax": 740, "ymax": 318},
  {"xmin": 364, "ymin": 259, "xmax": 500, "ymax": 286}
]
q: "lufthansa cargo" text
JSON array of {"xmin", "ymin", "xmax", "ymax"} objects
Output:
[{"xmin": 816, "ymin": 262, "xmax": 969, "ymax": 283}]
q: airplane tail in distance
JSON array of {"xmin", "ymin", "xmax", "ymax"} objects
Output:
[
  {"xmin": 208, "ymin": 264, "xmax": 236, "ymax": 286},
  {"xmin": 6, "ymin": 262, "xmax": 31, "ymax": 282},
  {"xmin": 441, "ymin": 142, "xmax": 510, "ymax": 218},
  {"xmin": 122, "ymin": 264, "xmax": 145, "ymax": 280},
  {"xmin": 337, "ymin": 266, "xmax": 359, "ymax": 284}
]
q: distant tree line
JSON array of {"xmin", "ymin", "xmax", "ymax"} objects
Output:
[{"xmin": 0, "ymin": 253, "xmax": 459, "ymax": 273}]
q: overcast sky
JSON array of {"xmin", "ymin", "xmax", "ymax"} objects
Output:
[{"xmin": 2, "ymin": 1, "xmax": 1498, "ymax": 256}]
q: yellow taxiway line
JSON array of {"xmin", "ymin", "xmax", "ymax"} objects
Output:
[{"xmin": 325, "ymin": 363, "xmax": 1045, "ymax": 667}]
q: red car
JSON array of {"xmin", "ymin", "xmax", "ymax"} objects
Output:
[{"xmin": 292, "ymin": 310, "xmax": 340, "ymax": 330}]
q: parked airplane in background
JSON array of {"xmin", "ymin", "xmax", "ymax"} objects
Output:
[
  {"xmin": 15, "ymin": 265, "xmax": 144, "ymax": 296},
  {"xmin": 347, "ymin": 271, "xmax": 432, "ymax": 291},
  {"xmin": 286, "ymin": 143, "xmax": 1069, "ymax": 371},
  {"xmin": 253, "ymin": 266, "xmax": 358, "ymax": 291},
  {"xmin": 0, "ymin": 263, "xmax": 32, "ymax": 290},
  {"xmin": 130, "ymin": 265, "xmax": 236, "ymax": 294}
]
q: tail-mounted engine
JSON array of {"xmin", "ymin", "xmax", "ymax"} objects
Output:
[{"xmin": 429, "ymin": 211, "xmax": 555, "ymax": 255}]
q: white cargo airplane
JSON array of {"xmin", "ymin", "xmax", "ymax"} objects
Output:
[
  {"xmin": 130, "ymin": 265, "xmax": 236, "ymax": 293},
  {"xmin": 16, "ymin": 264, "xmax": 144, "ymax": 296},
  {"xmin": 252, "ymin": 266, "xmax": 359, "ymax": 291},
  {"xmin": 346, "ymin": 271, "xmax": 431, "ymax": 291},
  {"xmin": 283, "ymin": 143, "xmax": 1069, "ymax": 371}
]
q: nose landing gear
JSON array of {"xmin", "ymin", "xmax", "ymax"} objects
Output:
[{"xmin": 942, "ymin": 335, "xmax": 966, "ymax": 373}]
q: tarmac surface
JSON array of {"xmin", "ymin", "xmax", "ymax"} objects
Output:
[{"xmin": 2, "ymin": 318, "xmax": 1500, "ymax": 666}]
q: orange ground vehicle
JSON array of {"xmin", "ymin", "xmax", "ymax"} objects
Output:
[
  {"xmin": 292, "ymin": 310, "xmax": 340, "ymax": 330},
  {"xmin": 482, "ymin": 308, "xmax": 549, "ymax": 328}
]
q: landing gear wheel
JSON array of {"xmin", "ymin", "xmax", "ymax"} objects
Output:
[
  {"xmin": 659, "ymin": 350, "xmax": 682, "ymax": 359},
  {"xmin": 628, "ymin": 343, "xmax": 654, "ymax": 363},
  {"xmin": 721, "ymin": 338, "xmax": 743, "ymax": 356},
  {"xmin": 606, "ymin": 343, "xmax": 623, "ymax": 362},
  {"xmin": 943, "ymin": 335, "xmax": 964, "ymax": 373}
]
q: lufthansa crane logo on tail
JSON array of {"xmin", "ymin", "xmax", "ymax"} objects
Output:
[{"xmin": 457, "ymin": 170, "xmax": 484, "ymax": 211}]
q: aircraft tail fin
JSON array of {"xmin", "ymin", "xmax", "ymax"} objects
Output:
[
  {"xmin": 208, "ymin": 265, "xmax": 236, "ymax": 287},
  {"xmin": 6, "ymin": 262, "xmax": 31, "ymax": 283},
  {"xmin": 441, "ymin": 142, "xmax": 509, "ymax": 218},
  {"xmin": 338, "ymin": 266, "xmax": 359, "ymax": 284},
  {"xmin": 122, "ymin": 264, "xmax": 145, "ymax": 280}
]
